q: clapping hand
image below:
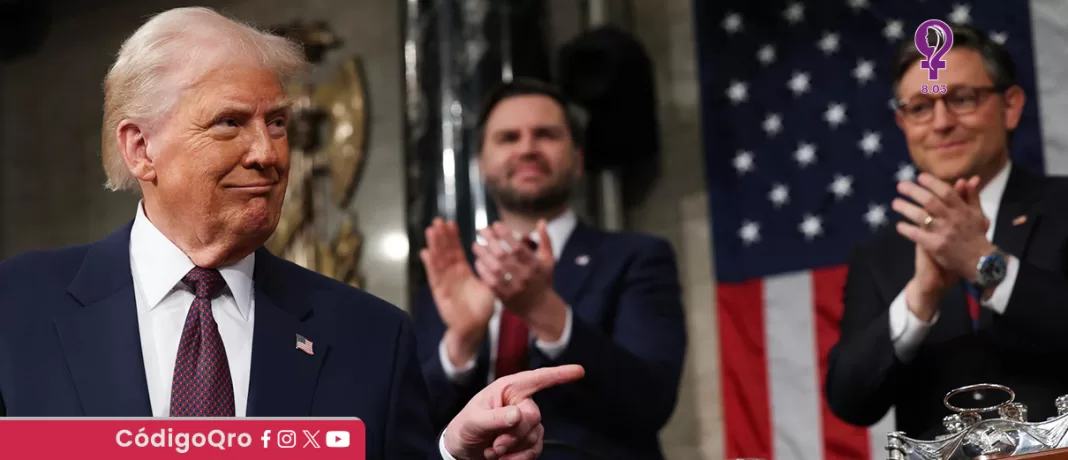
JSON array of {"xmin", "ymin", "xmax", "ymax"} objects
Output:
[
  {"xmin": 894, "ymin": 174, "xmax": 992, "ymax": 318},
  {"xmin": 471, "ymin": 220, "xmax": 555, "ymax": 317},
  {"xmin": 421, "ymin": 218, "xmax": 497, "ymax": 364},
  {"xmin": 471, "ymin": 220, "xmax": 569, "ymax": 342},
  {"xmin": 893, "ymin": 173, "xmax": 993, "ymax": 282}
]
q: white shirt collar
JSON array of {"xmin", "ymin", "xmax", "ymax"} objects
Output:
[
  {"xmin": 129, "ymin": 201, "xmax": 255, "ymax": 319},
  {"xmin": 980, "ymin": 161, "xmax": 1011, "ymax": 218},
  {"xmin": 529, "ymin": 209, "xmax": 578, "ymax": 261}
]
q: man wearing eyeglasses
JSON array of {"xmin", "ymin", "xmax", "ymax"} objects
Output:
[{"xmin": 826, "ymin": 24, "xmax": 1068, "ymax": 439}]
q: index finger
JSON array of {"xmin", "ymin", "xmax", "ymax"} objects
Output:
[
  {"xmin": 535, "ymin": 220, "xmax": 553, "ymax": 263},
  {"xmin": 966, "ymin": 175, "xmax": 982, "ymax": 207},
  {"xmin": 917, "ymin": 172, "xmax": 964, "ymax": 207},
  {"xmin": 898, "ymin": 180, "xmax": 951, "ymax": 217},
  {"xmin": 500, "ymin": 365, "xmax": 585, "ymax": 403},
  {"xmin": 492, "ymin": 222, "xmax": 534, "ymax": 263}
]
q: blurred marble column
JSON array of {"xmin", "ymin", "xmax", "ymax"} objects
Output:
[{"xmin": 402, "ymin": 0, "xmax": 549, "ymax": 294}]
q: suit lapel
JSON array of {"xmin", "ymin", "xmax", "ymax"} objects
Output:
[
  {"xmin": 246, "ymin": 249, "xmax": 327, "ymax": 416},
  {"xmin": 992, "ymin": 166, "xmax": 1043, "ymax": 261},
  {"xmin": 58, "ymin": 223, "xmax": 152, "ymax": 416},
  {"xmin": 552, "ymin": 222, "xmax": 603, "ymax": 304}
]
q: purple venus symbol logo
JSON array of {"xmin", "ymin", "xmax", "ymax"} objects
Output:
[{"xmin": 914, "ymin": 19, "xmax": 954, "ymax": 80}]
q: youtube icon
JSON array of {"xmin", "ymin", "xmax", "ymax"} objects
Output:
[{"xmin": 325, "ymin": 431, "xmax": 350, "ymax": 448}]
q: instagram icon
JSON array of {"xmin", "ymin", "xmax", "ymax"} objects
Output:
[{"xmin": 277, "ymin": 430, "xmax": 297, "ymax": 449}]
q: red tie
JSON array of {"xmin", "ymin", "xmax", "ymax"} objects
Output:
[
  {"xmin": 170, "ymin": 267, "xmax": 235, "ymax": 417},
  {"xmin": 496, "ymin": 236, "xmax": 539, "ymax": 379},
  {"xmin": 967, "ymin": 294, "xmax": 980, "ymax": 324},
  {"xmin": 496, "ymin": 309, "xmax": 529, "ymax": 379}
]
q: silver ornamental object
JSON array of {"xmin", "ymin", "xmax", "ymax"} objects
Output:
[{"xmin": 887, "ymin": 384, "xmax": 1068, "ymax": 459}]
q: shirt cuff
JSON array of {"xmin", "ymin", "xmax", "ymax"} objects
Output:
[
  {"xmin": 438, "ymin": 429, "xmax": 457, "ymax": 459},
  {"xmin": 534, "ymin": 305, "xmax": 573, "ymax": 360},
  {"xmin": 439, "ymin": 338, "xmax": 477, "ymax": 383},
  {"xmin": 888, "ymin": 288, "xmax": 939, "ymax": 362},
  {"xmin": 981, "ymin": 255, "xmax": 1019, "ymax": 315}
]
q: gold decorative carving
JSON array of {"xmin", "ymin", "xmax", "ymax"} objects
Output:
[{"xmin": 266, "ymin": 21, "xmax": 368, "ymax": 288}]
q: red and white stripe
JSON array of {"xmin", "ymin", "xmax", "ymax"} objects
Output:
[{"xmin": 717, "ymin": 267, "xmax": 895, "ymax": 460}]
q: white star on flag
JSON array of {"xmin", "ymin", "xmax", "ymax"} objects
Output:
[
  {"xmin": 788, "ymin": 72, "xmax": 811, "ymax": 96},
  {"xmin": 733, "ymin": 150, "xmax": 755, "ymax": 174},
  {"xmin": 795, "ymin": 142, "xmax": 817, "ymax": 167},
  {"xmin": 757, "ymin": 44, "xmax": 776, "ymax": 65},
  {"xmin": 723, "ymin": 12, "xmax": 743, "ymax": 34},
  {"xmin": 763, "ymin": 113, "xmax": 783, "ymax": 136},
  {"xmin": 884, "ymin": 19, "xmax": 904, "ymax": 41},
  {"xmin": 799, "ymin": 214, "xmax": 823, "ymax": 240},
  {"xmin": 818, "ymin": 32, "xmax": 840, "ymax": 55},
  {"xmin": 829, "ymin": 174, "xmax": 854, "ymax": 200},
  {"xmin": 865, "ymin": 204, "xmax": 888, "ymax": 229},
  {"xmin": 949, "ymin": 4, "xmax": 971, "ymax": 23},
  {"xmin": 727, "ymin": 80, "xmax": 748, "ymax": 104},
  {"xmin": 739, "ymin": 220, "xmax": 761, "ymax": 245},
  {"xmin": 784, "ymin": 2, "xmax": 804, "ymax": 24},
  {"xmin": 825, "ymin": 102, "xmax": 847, "ymax": 128},
  {"xmin": 853, "ymin": 60, "xmax": 875, "ymax": 84},
  {"xmin": 859, "ymin": 131, "xmax": 881, "ymax": 156},
  {"xmin": 896, "ymin": 164, "xmax": 917, "ymax": 182},
  {"xmin": 769, "ymin": 183, "xmax": 790, "ymax": 207}
]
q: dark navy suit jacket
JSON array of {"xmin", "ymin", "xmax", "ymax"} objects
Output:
[
  {"xmin": 827, "ymin": 166, "xmax": 1068, "ymax": 438},
  {"xmin": 412, "ymin": 222, "xmax": 688, "ymax": 460},
  {"xmin": 0, "ymin": 223, "xmax": 438, "ymax": 459}
]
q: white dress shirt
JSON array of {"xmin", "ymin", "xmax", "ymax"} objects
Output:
[
  {"xmin": 134, "ymin": 202, "xmax": 458, "ymax": 459},
  {"xmin": 438, "ymin": 209, "xmax": 578, "ymax": 384},
  {"xmin": 889, "ymin": 161, "xmax": 1021, "ymax": 360},
  {"xmin": 129, "ymin": 202, "xmax": 255, "ymax": 417}
]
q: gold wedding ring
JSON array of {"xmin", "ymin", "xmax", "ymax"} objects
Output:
[{"xmin": 923, "ymin": 214, "xmax": 935, "ymax": 228}]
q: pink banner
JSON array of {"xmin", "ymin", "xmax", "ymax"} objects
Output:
[{"xmin": 0, "ymin": 418, "xmax": 365, "ymax": 458}]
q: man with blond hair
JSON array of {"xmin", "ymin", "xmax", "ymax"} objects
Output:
[{"xmin": 0, "ymin": 7, "xmax": 582, "ymax": 459}]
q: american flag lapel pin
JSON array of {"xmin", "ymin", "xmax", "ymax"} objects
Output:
[
  {"xmin": 1013, "ymin": 215, "xmax": 1028, "ymax": 226},
  {"xmin": 296, "ymin": 334, "xmax": 314, "ymax": 356}
]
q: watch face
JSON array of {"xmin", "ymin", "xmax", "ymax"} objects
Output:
[
  {"xmin": 979, "ymin": 254, "xmax": 1007, "ymax": 285},
  {"xmin": 984, "ymin": 263, "xmax": 1005, "ymax": 279}
]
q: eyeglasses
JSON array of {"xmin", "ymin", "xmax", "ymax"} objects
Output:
[{"xmin": 894, "ymin": 85, "xmax": 1005, "ymax": 124}]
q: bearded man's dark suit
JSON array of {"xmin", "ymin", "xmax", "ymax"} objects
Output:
[{"xmin": 411, "ymin": 221, "xmax": 687, "ymax": 460}]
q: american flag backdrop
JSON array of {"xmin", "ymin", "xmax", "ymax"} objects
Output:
[{"xmin": 692, "ymin": 1, "xmax": 1068, "ymax": 459}]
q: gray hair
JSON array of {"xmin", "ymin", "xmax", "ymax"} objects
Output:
[{"xmin": 101, "ymin": 7, "xmax": 308, "ymax": 191}]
